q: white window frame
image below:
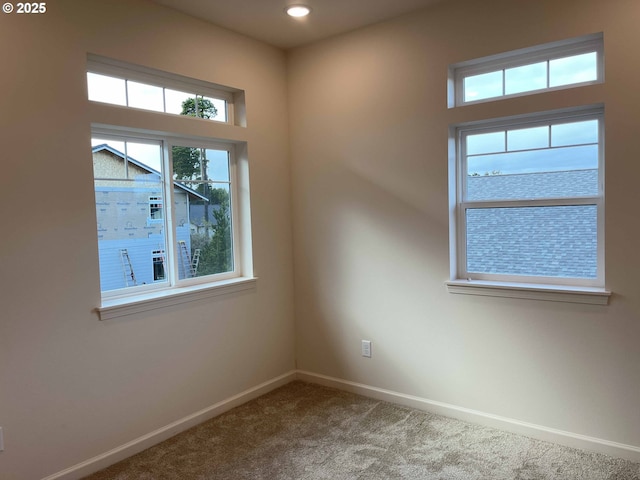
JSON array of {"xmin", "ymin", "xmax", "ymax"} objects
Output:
[
  {"xmin": 448, "ymin": 105, "xmax": 610, "ymax": 303},
  {"xmin": 87, "ymin": 55, "xmax": 255, "ymax": 320},
  {"xmin": 164, "ymin": 137, "xmax": 242, "ymax": 288},
  {"xmin": 453, "ymin": 107, "xmax": 605, "ymax": 288},
  {"xmin": 93, "ymin": 128, "xmax": 246, "ymax": 298},
  {"xmin": 449, "ymin": 33, "xmax": 604, "ymax": 107},
  {"xmin": 87, "ymin": 54, "xmax": 240, "ymax": 125}
]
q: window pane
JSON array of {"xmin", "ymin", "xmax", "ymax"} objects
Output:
[
  {"xmin": 125, "ymin": 141, "xmax": 163, "ymax": 173},
  {"xmin": 152, "ymin": 250, "xmax": 166, "ymax": 282},
  {"xmin": 466, "ymin": 205, "xmax": 597, "ymax": 278},
  {"xmin": 507, "ymin": 126, "xmax": 549, "ymax": 151},
  {"xmin": 505, "ymin": 62, "xmax": 547, "ymax": 95},
  {"xmin": 149, "ymin": 196, "xmax": 163, "ymax": 220},
  {"xmin": 206, "ymin": 96, "xmax": 228, "ymax": 123},
  {"xmin": 468, "ymin": 144, "xmax": 597, "ymax": 175},
  {"xmin": 92, "ymin": 138, "xmax": 126, "ymax": 178},
  {"xmin": 164, "ymin": 89, "xmax": 195, "ymax": 115},
  {"xmin": 205, "ymin": 149, "xmax": 230, "ymax": 182},
  {"xmin": 464, "ymin": 71, "xmax": 503, "ymax": 102},
  {"xmin": 466, "ymin": 131, "xmax": 505, "ymax": 156},
  {"xmin": 127, "ymin": 81, "xmax": 164, "ymax": 112},
  {"xmin": 467, "ymin": 144, "xmax": 598, "ymax": 200},
  {"xmin": 551, "ymin": 119, "xmax": 598, "ymax": 147},
  {"xmin": 172, "ymin": 146, "xmax": 203, "ymax": 182},
  {"xmin": 467, "ymin": 167, "xmax": 598, "ymax": 201},
  {"xmin": 172, "ymin": 146, "xmax": 234, "ymax": 278},
  {"xmin": 92, "ymin": 139, "xmax": 167, "ymax": 292},
  {"xmin": 549, "ymin": 52, "xmax": 598, "ymax": 87},
  {"xmin": 179, "ymin": 95, "xmax": 227, "ymax": 122},
  {"xmin": 87, "ymin": 73, "xmax": 126, "ymax": 106}
]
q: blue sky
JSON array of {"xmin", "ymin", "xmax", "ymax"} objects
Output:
[{"xmin": 464, "ymin": 52, "xmax": 597, "ymax": 102}]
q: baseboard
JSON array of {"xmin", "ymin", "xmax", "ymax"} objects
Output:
[
  {"xmin": 43, "ymin": 370, "xmax": 297, "ymax": 480},
  {"xmin": 42, "ymin": 368, "xmax": 640, "ymax": 479},
  {"xmin": 296, "ymin": 370, "xmax": 640, "ymax": 463}
]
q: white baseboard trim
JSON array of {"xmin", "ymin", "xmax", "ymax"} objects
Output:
[
  {"xmin": 42, "ymin": 368, "xmax": 640, "ymax": 479},
  {"xmin": 296, "ymin": 370, "xmax": 640, "ymax": 463},
  {"xmin": 43, "ymin": 370, "xmax": 297, "ymax": 480}
]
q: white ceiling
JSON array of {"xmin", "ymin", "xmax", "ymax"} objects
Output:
[{"xmin": 152, "ymin": 0, "xmax": 446, "ymax": 49}]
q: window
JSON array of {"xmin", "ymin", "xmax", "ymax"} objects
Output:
[
  {"xmin": 455, "ymin": 109, "xmax": 604, "ymax": 287},
  {"xmin": 86, "ymin": 54, "xmax": 243, "ymax": 125},
  {"xmin": 88, "ymin": 55, "xmax": 253, "ymax": 317},
  {"xmin": 149, "ymin": 196, "xmax": 163, "ymax": 221},
  {"xmin": 92, "ymin": 132, "xmax": 241, "ymax": 295},
  {"xmin": 450, "ymin": 33, "xmax": 603, "ymax": 106},
  {"xmin": 448, "ymin": 36, "xmax": 609, "ymax": 304},
  {"xmin": 152, "ymin": 250, "xmax": 165, "ymax": 282}
]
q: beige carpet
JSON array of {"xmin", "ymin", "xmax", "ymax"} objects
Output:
[{"xmin": 84, "ymin": 381, "xmax": 640, "ymax": 479}]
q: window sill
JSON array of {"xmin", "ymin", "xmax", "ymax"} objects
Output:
[
  {"xmin": 96, "ymin": 276, "xmax": 258, "ymax": 321},
  {"xmin": 445, "ymin": 279, "xmax": 610, "ymax": 305}
]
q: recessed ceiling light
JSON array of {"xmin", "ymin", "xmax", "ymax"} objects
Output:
[{"xmin": 285, "ymin": 5, "xmax": 311, "ymax": 17}]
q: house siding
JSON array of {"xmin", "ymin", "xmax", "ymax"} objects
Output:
[{"xmin": 93, "ymin": 146, "xmax": 195, "ymax": 291}]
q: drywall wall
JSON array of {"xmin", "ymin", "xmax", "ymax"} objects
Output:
[
  {"xmin": 0, "ymin": 0, "xmax": 295, "ymax": 478},
  {"xmin": 289, "ymin": 0, "xmax": 640, "ymax": 455}
]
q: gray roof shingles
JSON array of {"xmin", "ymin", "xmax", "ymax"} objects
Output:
[{"xmin": 465, "ymin": 169, "xmax": 598, "ymax": 279}]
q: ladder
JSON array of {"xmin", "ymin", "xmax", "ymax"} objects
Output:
[
  {"xmin": 191, "ymin": 248, "xmax": 201, "ymax": 276},
  {"xmin": 178, "ymin": 241, "xmax": 198, "ymax": 278},
  {"xmin": 119, "ymin": 249, "xmax": 137, "ymax": 287}
]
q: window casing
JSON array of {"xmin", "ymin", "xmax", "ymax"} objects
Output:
[
  {"xmin": 92, "ymin": 130, "xmax": 242, "ymax": 298},
  {"xmin": 87, "ymin": 55, "xmax": 253, "ymax": 314},
  {"xmin": 453, "ymin": 108, "xmax": 604, "ymax": 288},
  {"xmin": 448, "ymin": 34, "xmax": 608, "ymax": 303}
]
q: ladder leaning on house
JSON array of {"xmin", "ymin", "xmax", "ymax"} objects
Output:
[
  {"xmin": 191, "ymin": 248, "xmax": 201, "ymax": 277},
  {"xmin": 178, "ymin": 241, "xmax": 201, "ymax": 278},
  {"xmin": 119, "ymin": 249, "xmax": 137, "ymax": 287}
]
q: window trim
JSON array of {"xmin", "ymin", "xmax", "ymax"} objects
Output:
[
  {"xmin": 449, "ymin": 33, "xmax": 604, "ymax": 107},
  {"xmin": 96, "ymin": 276, "xmax": 258, "ymax": 321},
  {"xmin": 92, "ymin": 126, "xmax": 252, "ymax": 306},
  {"xmin": 445, "ymin": 279, "xmax": 610, "ymax": 305},
  {"xmin": 449, "ymin": 106, "xmax": 606, "ymax": 298}
]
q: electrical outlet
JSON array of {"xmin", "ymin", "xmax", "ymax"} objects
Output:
[{"xmin": 361, "ymin": 340, "xmax": 372, "ymax": 358}]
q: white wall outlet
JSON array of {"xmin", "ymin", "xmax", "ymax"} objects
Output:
[
  {"xmin": 0, "ymin": 426, "xmax": 4, "ymax": 452},
  {"xmin": 361, "ymin": 340, "xmax": 372, "ymax": 358}
]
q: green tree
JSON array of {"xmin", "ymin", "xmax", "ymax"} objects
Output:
[
  {"xmin": 172, "ymin": 146, "xmax": 201, "ymax": 181},
  {"xmin": 172, "ymin": 97, "xmax": 218, "ymax": 181},
  {"xmin": 181, "ymin": 96, "xmax": 218, "ymax": 119},
  {"xmin": 173, "ymin": 96, "xmax": 232, "ymax": 276},
  {"xmin": 198, "ymin": 188, "xmax": 233, "ymax": 275}
]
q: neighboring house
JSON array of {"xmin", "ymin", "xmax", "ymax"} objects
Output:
[
  {"xmin": 466, "ymin": 169, "xmax": 598, "ymax": 278},
  {"xmin": 188, "ymin": 203, "xmax": 220, "ymax": 236},
  {"xmin": 92, "ymin": 144, "xmax": 208, "ymax": 291}
]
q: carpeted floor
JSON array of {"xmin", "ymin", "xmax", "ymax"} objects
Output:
[{"xmin": 84, "ymin": 381, "xmax": 640, "ymax": 479}]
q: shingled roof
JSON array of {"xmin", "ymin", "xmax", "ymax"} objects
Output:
[{"xmin": 465, "ymin": 169, "xmax": 598, "ymax": 279}]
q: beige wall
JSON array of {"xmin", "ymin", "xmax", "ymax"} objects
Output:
[
  {"xmin": 0, "ymin": 0, "xmax": 294, "ymax": 478},
  {"xmin": 289, "ymin": 0, "xmax": 640, "ymax": 453},
  {"xmin": 2, "ymin": 0, "xmax": 640, "ymax": 477}
]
